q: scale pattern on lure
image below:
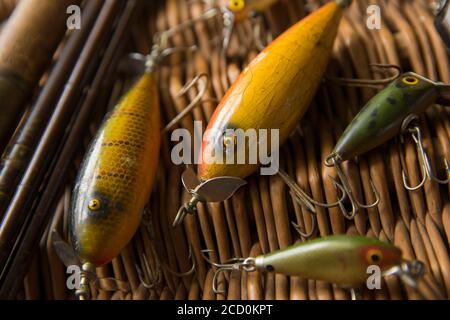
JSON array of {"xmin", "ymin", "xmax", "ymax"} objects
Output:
[
  {"xmin": 70, "ymin": 72, "xmax": 160, "ymax": 266},
  {"xmin": 199, "ymin": 1, "xmax": 346, "ymax": 180}
]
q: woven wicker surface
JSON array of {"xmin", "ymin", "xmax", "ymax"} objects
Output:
[{"xmin": 12, "ymin": 0, "xmax": 450, "ymax": 300}]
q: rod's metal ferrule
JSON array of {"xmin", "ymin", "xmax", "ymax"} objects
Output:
[{"xmin": 335, "ymin": 0, "xmax": 352, "ymax": 8}]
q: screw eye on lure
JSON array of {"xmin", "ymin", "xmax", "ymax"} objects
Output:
[
  {"xmin": 213, "ymin": 0, "xmax": 278, "ymax": 50},
  {"xmin": 52, "ymin": 38, "xmax": 207, "ymax": 299},
  {"xmin": 160, "ymin": 0, "xmax": 279, "ymax": 52},
  {"xmin": 173, "ymin": 0, "xmax": 354, "ymax": 227},
  {"xmin": 201, "ymin": 235, "xmax": 425, "ymax": 295},
  {"xmin": 325, "ymin": 71, "xmax": 450, "ymax": 219},
  {"xmin": 173, "ymin": 166, "xmax": 247, "ymax": 227},
  {"xmin": 51, "ymin": 231, "xmax": 131, "ymax": 299}
]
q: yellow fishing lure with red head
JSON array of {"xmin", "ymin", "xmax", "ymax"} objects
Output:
[{"xmin": 199, "ymin": 1, "xmax": 348, "ymax": 180}]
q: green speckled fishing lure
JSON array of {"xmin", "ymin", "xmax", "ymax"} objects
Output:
[
  {"xmin": 202, "ymin": 235, "xmax": 425, "ymax": 294},
  {"xmin": 326, "ymin": 72, "xmax": 450, "ymax": 219},
  {"xmin": 329, "ymin": 72, "xmax": 450, "ymax": 161}
]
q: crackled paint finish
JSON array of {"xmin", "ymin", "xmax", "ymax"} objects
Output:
[
  {"xmin": 199, "ymin": 1, "xmax": 344, "ymax": 180},
  {"xmin": 70, "ymin": 73, "xmax": 160, "ymax": 266},
  {"xmin": 333, "ymin": 72, "xmax": 441, "ymax": 161},
  {"xmin": 255, "ymin": 235, "xmax": 402, "ymax": 286}
]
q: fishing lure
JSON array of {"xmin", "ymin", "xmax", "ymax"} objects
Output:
[
  {"xmin": 53, "ymin": 42, "xmax": 207, "ymax": 299},
  {"xmin": 173, "ymin": 0, "xmax": 353, "ymax": 226},
  {"xmin": 202, "ymin": 235, "xmax": 424, "ymax": 294},
  {"xmin": 70, "ymin": 69, "xmax": 160, "ymax": 267},
  {"xmin": 163, "ymin": 0, "xmax": 279, "ymax": 51},
  {"xmin": 66, "ymin": 60, "xmax": 160, "ymax": 299},
  {"xmin": 326, "ymin": 72, "xmax": 450, "ymax": 219}
]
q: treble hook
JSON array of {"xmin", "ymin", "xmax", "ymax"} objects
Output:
[
  {"xmin": 277, "ymin": 169, "xmax": 347, "ymax": 212},
  {"xmin": 324, "ymin": 155, "xmax": 380, "ymax": 220},
  {"xmin": 136, "ymin": 253, "xmax": 162, "ymax": 290},
  {"xmin": 163, "ymin": 245, "xmax": 197, "ymax": 278},
  {"xmin": 161, "ymin": 3, "xmax": 234, "ymax": 53},
  {"xmin": 167, "ymin": 0, "xmax": 235, "ymax": 52},
  {"xmin": 153, "ymin": 8, "xmax": 219, "ymax": 51},
  {"xmin": 290, "ymin": 190, "xmax": 316, "ymax": 238},
  {"xmin": 400, "ymin": 115, "xmax": 450, "ymax": 190},
  {"xmin": 201, "ymin": 250, "xmax": 256, "ymax": 294},
  {"xmin": 152, "ymin": 0, "xmax": 236, "ymax": 53},
  {"xmin": 163, "ymin": 73, "xmax": 210, "ymax": 133},
  {"xmin": 326, "ymin": 64, "xmax": 402, "ymax": 89},
  {"xmin": 136, "ymin": 243, "xmax": 196, "ymax": 290},
  {"xmin": 277, "ymin": 169, "xmax": 345, "ymax": 237},
  {"xmin": 154, "ymin": 0, "xmax": 270, "ymax": 54}
]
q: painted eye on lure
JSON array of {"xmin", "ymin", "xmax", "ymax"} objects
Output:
[
  {"xmin": 366, "ymin": 249, "xmax": 383, "ymax": 265},
  {"xmin": 173, "ymin": 0, "xmax": 355, "ymax": 227},
  {"xmin": 70, "ymin": 60, "xmax": 161, "ymax": 270},
  {"xmin": 228, "ymin": 0, "xmax": 245, "ymax": 12},
  {"xmin": 326, "ymin": 71, "xmax": 450, "ymax": 220},
  {"xmin": 88, "ymin": 198, "xmax": 102, "ymax": 211},
  {"xmin": 402, "ymin": 75, "xmax": 419, "ymax": 86},
  {"xmin": 199, "ymin": 0, "xmax": 350, "ymax": 181},
  {"xmin": 201, "ymin": 235, "xmax": 426, "ymax": 294},
  {"xmin": 58, "ymin": 22, "xmax": 210, "ymax": 300}
]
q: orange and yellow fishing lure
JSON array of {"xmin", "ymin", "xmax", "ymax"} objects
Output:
[
  {"xmin": 199, "ymin": 0, "xmax": 349, "ymax": 180},
  {"xmin": 174, "ymin": 1, "xmax": 352, "ymax": 226}
]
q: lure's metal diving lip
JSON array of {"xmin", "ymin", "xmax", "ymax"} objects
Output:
[{"xmin": 173, "ymin": 168, "xmax": 247, "ymax": 227}]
